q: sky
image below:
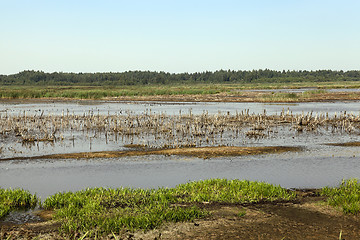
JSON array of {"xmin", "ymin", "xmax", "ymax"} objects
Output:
[{"xmin": 0, "ymin": 0, "xmax": 359, "ymax": 74}]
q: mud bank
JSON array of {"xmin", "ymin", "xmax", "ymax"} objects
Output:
[{"xmin": 0, "ymin": 146, "xmax": 302, "ymax": 161}]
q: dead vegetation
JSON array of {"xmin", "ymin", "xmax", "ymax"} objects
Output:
[
  {"xmin": 325, "ymin": 141, "xmax": 360, "ymax": 147},
  {"xmin": 98, "ymin": 90, "xmax": 360, "ymax": 103},
  {"xmin": 1, "ymin": 108, "xmax": 360, "ymax": 159}
]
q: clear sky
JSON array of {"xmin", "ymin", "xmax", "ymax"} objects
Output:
[{"xmin": 1, "ymin": 0, "xmax": 359, "ymax": 74}]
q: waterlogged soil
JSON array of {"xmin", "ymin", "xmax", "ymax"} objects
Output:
[
  {"xmin": 1, "ymin": 192, "xmax": 360, "ymax": 240},
  {"xmin": 0, "ymin": 146, "xmax": 302, "ymax": 161}
]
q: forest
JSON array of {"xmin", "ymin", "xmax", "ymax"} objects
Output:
[{"xmin": 0, "ymin": 69, "xmax": 360, "ymax": 86}]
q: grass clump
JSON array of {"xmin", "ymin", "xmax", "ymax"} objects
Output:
[
  {"xmin": 301, "ymin": 89, "xmax": 328, "ymax": 98},
  {"xmin": 173, "ymin": 179, "xmax": 296, "ymax": 203},
  {"xmin": 321, "ymin": 179, "xmax": 360, "ymax": 214},
  {"xmin": 237, "ymin": 209, "xmax": 246, "ymax": 217},
  {"xmin": 43, "ymin": 187, "xmax": 207, "ymax": 236},
  {"xmin": 0, "ymin": 188, "xmax": 38, "ymax": 219},
  {"xmin": 0, "ymin": 85, "xmax": 225, "ymax": 100},
  {"xmin": 262, "ymin": 92, "xmax": 299, "ymax": 102},
  {"xmin": 42, "ymin": 179, "xmax": 294, "ymax": 237}
]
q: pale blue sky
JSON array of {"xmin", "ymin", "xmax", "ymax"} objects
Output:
[{"xmin": 1, "ymin": 0, "xmax": 359, "ymax": 74}]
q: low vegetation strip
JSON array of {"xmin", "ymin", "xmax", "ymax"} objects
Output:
[
  {"xmin": 2, "ymin": 179, "xmax": 360, "ymax": 238},
  {"xmin": 0, "ymin": 189, "xmax": 38, "ymax": 219},
  {"xmin": 0, "ymin": 146, "xmax": 302, "ymax": 161},
  {"xmin": 41, "ymin": 179, "xmax": 295, "ymax": 237},
  {"xmin": 321, "ymin": 179, "xmax": 360, "ymax": 214},
  {"xmin": 1, "ymin": 82, "xmax": 360, "ymax": 102}
]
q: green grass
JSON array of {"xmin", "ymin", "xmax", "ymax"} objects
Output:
[
  {"xmin": 0, "ymin": 81, "xmax": 359, "ymax": 99},
  {"xmin": 321, "ymin": 179, "xmax": 360, "ymax": 214},
  {"xmin": 41, "ymin": 179, "xmax": 295, "ymax": 237},
  {"xmin": 237, "ymin": 209, "xmax": 246, "ymax": 217},
  {"xmin": 302, "ymin": 89, "xmax": 328, "ymax": 96},
  {"xmin": 0, "ymin": 188, "xmax": 38, "ymax": 219},
  {"xmin": 4, "ymin": 179, "xmax": 360, "ymax": 238},
  {"xmin": 260, "ymin": 89, "xmax": 331, "ymax": 101},
  {"xmin": 0, "ymin": 85, "xmax": 226, "ymax": 99},
  {"xmin": 261, "ymin": 92, "xmax": 299, "ymax": 101}
]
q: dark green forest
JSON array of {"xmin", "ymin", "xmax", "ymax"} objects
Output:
[{"xmin": 0, "ymin": 69, "xmax": 360, "ymax": 86}]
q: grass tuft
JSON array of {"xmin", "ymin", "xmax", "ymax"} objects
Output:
[
  {"xmin": 321, "ymin": 179, "xmax": 360, "ymax": 214},
  {"xmin": 0, "ymin": 188, "xmax": 38, "ymax": 219},
  {"xmin": 42, "ymin": 179, "xmax": 295, "ymax": 237}
]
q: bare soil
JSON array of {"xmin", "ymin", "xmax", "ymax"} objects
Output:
[
  {"xmin": 0, "ymin": 146, "xmax": 302, "ymax": 161},
  {"xmin": 1, "ymin": 191, "xmax": 359, "ymax": 240}
]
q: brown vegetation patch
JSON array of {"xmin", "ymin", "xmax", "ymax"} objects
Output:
[
  {"xmin": 0, "ymin": 146, "xmax": 301, "ymax": 161},
  {"xmin": 103, "ymin": 91, "xmax": 360, "ymax": 103},
  {"xmin": 326, "ymin": 141, "xmax": 360, "ymax": 147},
  {"xmin": 156, "ymin": 146, "xmax": 301, "ymax": 159}
]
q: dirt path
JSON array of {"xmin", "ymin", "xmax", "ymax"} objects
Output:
[{"xmin": 1, "ymin": 192, "xmax": 359, "ymax": 240}]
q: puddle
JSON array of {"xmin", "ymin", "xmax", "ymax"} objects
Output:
[{"xmin": 1, "ymin": 209, "xmax": 42, "ymax": 225}]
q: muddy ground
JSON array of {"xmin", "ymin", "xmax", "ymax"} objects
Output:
[
  {"xmin": 0, "ymin": 146, "xmax": 302, "ymax": 161},
  {"xmin": 1, "ymin": 191, "xmax": 359, "ymax": 240}
]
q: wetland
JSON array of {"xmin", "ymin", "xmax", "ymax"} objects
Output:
[{"xmin": 1, "ymin": 89, "xmax": 360, "ymax": 239}]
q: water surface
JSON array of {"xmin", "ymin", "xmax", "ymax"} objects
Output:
[{"xmin": 1, "ymin": 100, "xmax": 360, "ymax": 198}]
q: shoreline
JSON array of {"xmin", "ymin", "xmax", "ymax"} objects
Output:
[
  {"xmin": 1, "ymin": 90, "xmax": 360, "ymax": 103},
  {"xmin": 1, "ymin": 184, "xmax": 360, "ymax": 240}
]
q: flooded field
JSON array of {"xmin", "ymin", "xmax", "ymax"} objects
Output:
[{"xmin": 1, "ymin": 100, "xmax": 360, "ymax": 198}]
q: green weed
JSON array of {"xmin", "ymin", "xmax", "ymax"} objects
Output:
[
  {"xmin": 0, "ymin": 81, "xmax": 358, "ymax": 100},
  {"xmin": 237, "ymin": 209, "xmax": 246, "ymax": 217},
  {"xmin": 0, "ymin": 188, "xmax": 38, "ymax": 219},
  {"xmin": 41, "ymin": 179, "xmax": 295, "ymax": 237},
  {"xmin": 302, "ymin": 89, "xmax": 328, "ymax": 96},
  {"xmin": 321, "ymin": 179, "xmax": 360, "ymax": 214}
]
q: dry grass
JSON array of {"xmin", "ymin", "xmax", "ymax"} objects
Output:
[{"xmin": 326, "ymin": 142, "xmax": 360, "ymax": 147}]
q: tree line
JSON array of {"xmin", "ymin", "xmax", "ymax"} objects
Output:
[{"xmin": 0, "ymin": 69, "xmax": 359, "ymax": 86}]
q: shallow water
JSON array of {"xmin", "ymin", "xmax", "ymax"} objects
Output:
[
  {"xmin": 1, "ymin": 148, "xmax": 360, "ymax": 199},
  {"xmin": 1, "ymin": 99, "xmax": 360, "ymax": 116},
  {"xmin": 1, "ymin": 100, "xmax": 360, "ymax": 198},
  {"xmin": 1, "ymin": 209, "xmax": 41, "ymax": 225}
]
